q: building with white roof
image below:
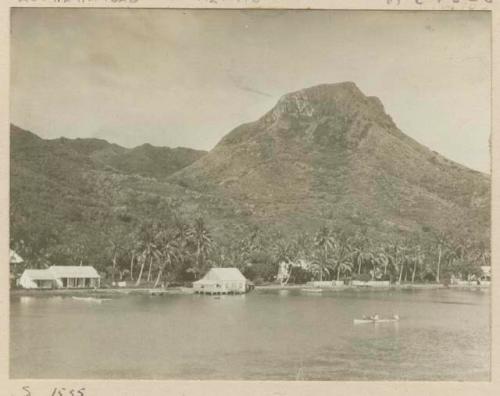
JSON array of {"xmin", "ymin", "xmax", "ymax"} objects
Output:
[
  {"xmin": 49, "ymin": 266, "xmax": 100, "ymax": 288},
  {"xmin": 18, "ymin": 269, "xmax": 57, "ymax": 289},
  {"xmin": 193, "ymin": 267, "xmax": 251, "ymax": 295},
  {"xmin": 18, "ymin": 266, "xmax": 101, "ymax": 289}
]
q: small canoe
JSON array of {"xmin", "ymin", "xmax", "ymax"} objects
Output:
[
  {"xmin": 353, "ymin": 318, "xmax": 399, "ymax": 324},
  {"xmin": 301, "ymin": 288, "xmax": 323, "ymax": 293},
  {"xmin": 72, "ymin": 296, "xmax": 108, "ymax": 303}
]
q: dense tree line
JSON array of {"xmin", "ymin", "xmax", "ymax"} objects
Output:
[{"xmin": 10, "ymin": 214, "xmax": 490, "ymax": 287}]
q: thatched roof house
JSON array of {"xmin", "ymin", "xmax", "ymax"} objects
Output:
[{"xmin": 193, "ymin": 267, "xmax": 250, "ymax": 295}]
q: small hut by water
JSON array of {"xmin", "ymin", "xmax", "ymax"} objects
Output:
[{"xmin": 193, "ymin": 267, "xmax": 252, "ymax": 295}]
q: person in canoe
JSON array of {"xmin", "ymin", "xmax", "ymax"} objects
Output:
[{"xmin": 362, "ymin": 313, "xmax": 380, "ymax": 321}]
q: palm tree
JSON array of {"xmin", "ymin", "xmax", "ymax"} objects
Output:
[
  {"xmin": 375, "ymin": 249, "xmax": 390, "ymax": 277},
  {"xmin": 351, "ymin": 234, "xmax": 373, "ymax": 276},
  {"xmin": 395, "ymin": 242, "xmax": 412, "ymax": 284},
  {"xmin": 273, "ymin": 239, "xmax": 294, "ymax": 263},
  {"xmin": 135, "ymin": 252, "xmax": 146, "ymax": 286},
  {"xmin": 172, "ymin": 219, "xmax": 191, "ymax": 276},
  {"xmin": 314, "ymin": 226, "xmax": 336, "ymax": 281},
  {"xmin": 355, "ymin": 250, "xmax": 372, "ymax": 275},
  {"xmin": 72, "ymin": 241, "xmax": 89, "ymax": 267},
  {"xmin": 478, "ymin": 248, "xmax": 490, "ymax": 267},
  {"xmin": 208, "ymin": 243, "xmax": 228, "ymax": 269},
  {"xmin": 329, "ymin": 232, "xmax": 352, "ymax": 281},
  {"xmin": 154, "ymin": 228, "xmax": 179, "ymax": 288},
  {"xmin": 432, "ymin": 231, "xmax": 451, "ymax": 283},
  {"xmin": 239, "ymin": 237, "xmax": 257, "ymax": 269},
  {"xmin": 108, "ymin": 239, "xmax": 123, "ymax": 284},
  {"xmin": 273, "ymin": 239, "xmax": 296, "ymax": 285},
  {"xmin": 174, "ymin": 219, "xmax": 190, "ymax": 250},
  {"xmin": 310, "ymin": 253, "xmax": 331, "ymax": 281},
  {"xmin": 335, "ymin": 261, "xmax": 353, "ymax": 281},
  {"xmin": 436, "ymin": 241, "xmax": 443, "ymax": 283},
  {"xmin": 129, "ymin": 250, "xmax": 136, "ymax": 281},
  {"xmin": 247, "ymin": 226, "xmax": 264, "ymax": 254},
  {"xmin": 411, "ymin": 245, "xmax": 425, "ymax": 283},
  {"xmin": 187, "ymin": 217, "xmax": 212, "ymax": 279},
  {"xmin": 127, "ymin": 233, "xmax": 142, "ymax": 282},
  {"xmin": 379, "ymin": 245, "xmax": 395, "ymax": 280},
  {"xmin": 135, "ymin": 223, "xmax": 159, "ymax": 286},
  {"xmin": 295, "ymin": 231, "xmax": 312, "ymax": 261}
]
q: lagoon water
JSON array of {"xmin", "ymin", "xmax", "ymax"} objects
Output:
[{"xmin": 10, "ymin": 288, "xmax": 490, "ymax": 380}]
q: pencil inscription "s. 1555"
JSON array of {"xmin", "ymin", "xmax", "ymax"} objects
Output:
[{"xmin": 19, "ymin": 386, "xmax": 86, "ymax": 396}]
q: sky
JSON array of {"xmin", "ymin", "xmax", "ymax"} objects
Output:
[{"xmin": 10, "ymin": 9, "xmax": 491, "ymax": 173}]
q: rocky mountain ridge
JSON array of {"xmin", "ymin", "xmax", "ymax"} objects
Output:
[{"xmin": 9, "ymin": 82, "xmax": 490, "ymax": 269}]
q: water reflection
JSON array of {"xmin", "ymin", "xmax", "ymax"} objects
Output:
[
  {"xmin": 19, "ymin": 296, "xmax": 35, "ymax": 305},
  {"xmin": 10, "ymin": 288, "xmax": 489, "ymax": 380}
]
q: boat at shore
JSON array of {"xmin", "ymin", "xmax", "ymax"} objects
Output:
[
  {"xmin": 301, "ymin": 288, "xmax": 323, "ymax": 293},
  {"xmin": 72, "ymin": 296, "xmax": 109, "ymax": 303},
  {"xmin": 353, "ymin": 316, "xmax": 399, "ymax": 325}
]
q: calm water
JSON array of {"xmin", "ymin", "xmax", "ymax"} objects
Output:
[{"xmin": 10, "ymin": 288, "xmax": 490, "ymax": 380}]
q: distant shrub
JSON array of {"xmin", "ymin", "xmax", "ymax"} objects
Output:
[
  {"xmin": 422, "ymin": 272, "xmax": 436, "ymax": 282},
  {"xmin": 117, "ymin": 212, "xmax": 133, "ymax": 223},
  {"xmin": 289, "ymin": 267, "xmax": 313, "ymax": 284},
  {"xmin": 352, "ymin": 273, "xmax": 371, "ymax": 282},
  {"xmin": 253, "ymin": 277, "xmax": 264, "ymax": 286}
]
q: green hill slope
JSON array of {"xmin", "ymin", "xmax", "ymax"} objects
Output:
[
  {"xmin": 170, "ymin": 82, "xmax": 490, "ymax": 242},
  {"xmin": 9, "ymin": 83, "xmax": 490, "ymax": 282}
]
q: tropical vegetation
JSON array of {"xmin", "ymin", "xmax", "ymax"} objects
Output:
[{"xmin": 10, "ymin": 215, "xmax": 489, "ymax": 287}]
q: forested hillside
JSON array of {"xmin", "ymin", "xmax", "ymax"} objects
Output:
[{"xmin": 10, "ymin": 83, "xmax": 491, "ymax": 285}]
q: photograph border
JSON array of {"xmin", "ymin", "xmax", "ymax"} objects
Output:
[{"xmin": 1, "ymin": 1, "xmax": 498, "ymax": 395}]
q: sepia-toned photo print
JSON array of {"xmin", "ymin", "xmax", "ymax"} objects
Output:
[{"xmin": 8, "ymin": 6, "xmax": 492, "ymax": 383}]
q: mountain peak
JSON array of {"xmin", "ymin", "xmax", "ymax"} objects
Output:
[
  {"xmin": 217, "ymin": 82, "xmax": 397, "ymax": 149},
  {"xmin": 263, "ymin": 82, "xmax": 387, "ymax": 125},
  {"xmin": 286, "ymin": 81, "xmax": 363, "ymax": 98}
]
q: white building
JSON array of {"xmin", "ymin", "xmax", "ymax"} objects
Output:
[
  {"xmin": 18, "ymin": 266, "xmax": 101, "ymax": 289},
  {"xmin": 193, "ymin": 267, "xmax": 250, "ymax": 295},
  {"xmin": 480, "ymin": 265, "xmax": 491, "ymax": 286},
  {"xmin": 10, "ymin": 249, "xmax": 24, "ymax": 287},
  {"xmin": 49, "ymin": 266, "xmax": 101, "ymax": 288},
  {"xmin": 19, "ymin": 269, "xmax": 57, "ymax": 289},
  {"xmin": 480, "ymin": 266, "xmax": 491, "ymax": 280},
  {"xmin": 10, "ymin": 250, "xmax": 24, "ymax": 265}
]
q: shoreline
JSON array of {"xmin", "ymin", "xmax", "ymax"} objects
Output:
[
  {"xmin": 9, "ymin": 282, "xmax": 489, "ymax": 297},
  {"xmin": 255, "ymin": 283, "xmax": 489, "ymax": 291}
]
